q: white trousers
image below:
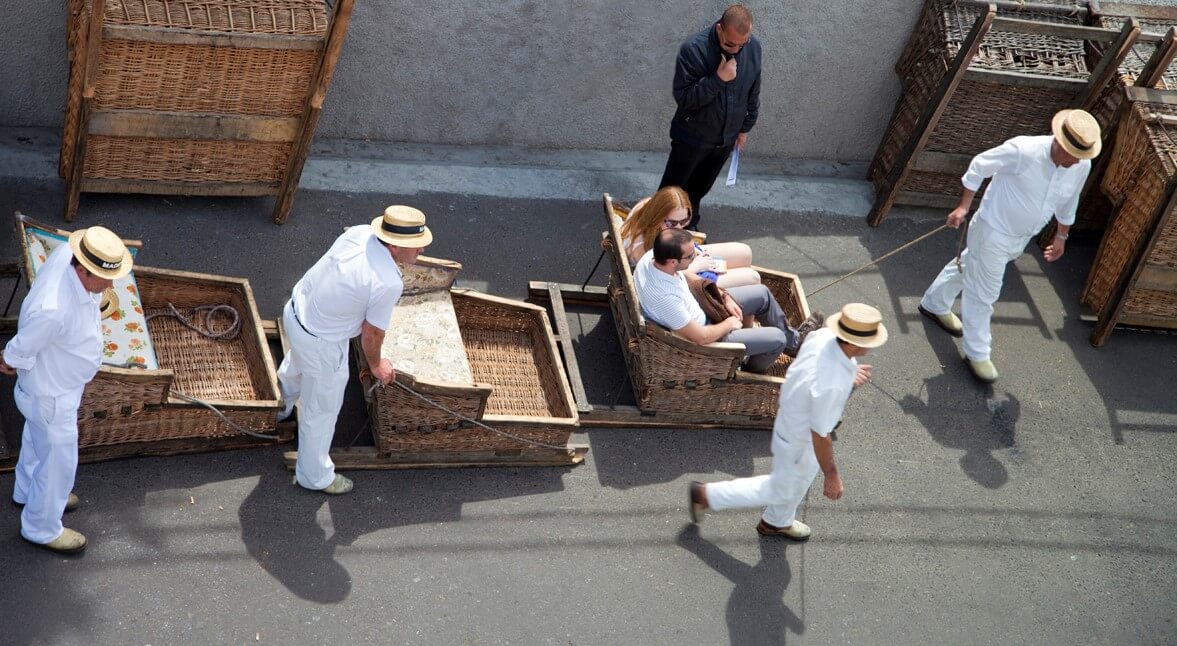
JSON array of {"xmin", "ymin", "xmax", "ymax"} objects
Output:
[
  {"xmin": 706, "ymin": 425, "xmax": 820, "ymax": 528},
  {"xmin": 12, "ymin": 382, "xmax": 83, "ymax": 544},
  {"xmin": 277, "ymin": 301, "xmax": 350, "ymax": 490},
  {"xmin": 920, "ymin": 217, "xmax": 1031, "ymax": 362}
]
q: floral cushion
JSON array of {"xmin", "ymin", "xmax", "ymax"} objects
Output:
[
  {"xmin": 24, "ymin": 228, "xmax": 159, "ymax": 370},
  {"xmin": 381, "ymin": 290, "xmax": 473, "ymax": 385}
]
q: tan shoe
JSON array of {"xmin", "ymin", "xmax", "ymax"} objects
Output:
[
  {"xmin": 968, "ymin": 359, "xmax": 999, "ymax": 383},
  {"xmin": 321, "ymin": 474, "xmax": 354, "ymax": 495},
  {"xmin": 756, "ymin": 519, "xmax": 812, "ymax": 541},
  {"xmin": 13, "ymin": 492, "xmax": 80, "ymax": 513},
  {"xmin": 27, "ymin": 527, "xmax": 87, "ymax": 554},
  {"xmin": 918, "ymin": 305, "xmax": 963, "ymax": 337}
]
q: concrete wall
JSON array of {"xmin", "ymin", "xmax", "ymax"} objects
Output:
[{"xmin": 0, "ymin": 0, "xmax": 920, "ymax": 162}]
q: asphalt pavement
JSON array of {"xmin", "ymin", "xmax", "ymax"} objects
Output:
[{"xmin": 0, "ymin": 140, "xmax": 1173, "ymax": 645}]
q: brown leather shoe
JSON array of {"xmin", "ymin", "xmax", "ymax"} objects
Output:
[
  {"xmin": 796, "ymin": 310, "xmax": 826, "ymax": 345},
  {"xmin": 25, "ymin": 527, "xmax": 87, "ymax": 554},
  {"xmin": 756, "ymin": 519, "xmax": 811, "ymax": 541},
  {"xmin": 13, "ymin": 492, "xmax": 80, "ymax": 513},
  {"xmin": 688, "ymin": 481, "xmax": 708, "ymax": 525}
]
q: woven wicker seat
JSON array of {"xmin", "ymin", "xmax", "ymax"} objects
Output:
[
  {"xmin": 353, "ymin": 257, "xmax": 579, "ymax": 455},
  {"xmin": 14, "ymin": 214, "xmax": 281, "ymax": 453},
  {"xmin": 601, "ymin": 194, "xmax": 811, "ymax": 427}
]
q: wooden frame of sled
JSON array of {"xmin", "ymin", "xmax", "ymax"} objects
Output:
[
  {"xmin": 0, "ymin": 213, "xmax": 290, "ymax": 471},
  {"xmin": 526, "ymin": 193, "xmax": 813, "ymax": 431},
  {"xmin": 282, "ymin": 256, "xmax": 587, "ymax": 470}
]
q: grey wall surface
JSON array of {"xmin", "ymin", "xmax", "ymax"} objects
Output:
[{"xmin": 0, "ymin": 0, "xmax": 921, "ymax": 162}]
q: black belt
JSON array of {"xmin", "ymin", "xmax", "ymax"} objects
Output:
[{"xmin": 289, "ymin": 301, "xmax": 319, "ymax": 339}]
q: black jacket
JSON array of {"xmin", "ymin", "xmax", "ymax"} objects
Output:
[{"xmin": 668, "ymin": 21, "xmax": 762, "ymax": 148}]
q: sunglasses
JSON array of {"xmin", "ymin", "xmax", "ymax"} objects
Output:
[{"xmin": 663, "ymin": 217, "xmax": 691, "ymax": 229}]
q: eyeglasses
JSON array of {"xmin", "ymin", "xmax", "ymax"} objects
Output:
[
  {"xmin": 679, "ymin": 249, "xmax": 698, "ymax": 263},
  {"xmin": 663, "ymin": 217, "xmax": 691, "ymax": 229}
]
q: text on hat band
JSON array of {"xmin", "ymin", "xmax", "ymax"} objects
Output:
[
  {"xmin": 80, "ymin": 241, "xmax": 121, "ymax": 271},
  {"xmin": 382, "ymin": 222, "xmax": 426, "ymax": 236}
]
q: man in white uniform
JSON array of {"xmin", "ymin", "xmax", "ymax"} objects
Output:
[
  {"xmin": 688, "ymin": 303, "xmax": 886, "ymax": 541},
  {"xmin": 919, "ymin": 109, "xmax": 1101, "ymax": 383},
  {"xmin": 1, "ymin": 226, "xmax": 133, "ymax": 554},
  {"xmin": 279, "ymin": 206, "xmax": 431, "ymax": 495}
]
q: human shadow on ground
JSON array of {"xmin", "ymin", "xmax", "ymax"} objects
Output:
[
  {"xmin": 676, "ymin": 525, "xmax": 805, "ymax": 646},
  {"xmin": 588, "ymin": 427, "xmax": 770, "ymax": 491}
]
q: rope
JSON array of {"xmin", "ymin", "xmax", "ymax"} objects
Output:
[
  {"xmin": 145, "ymin": 303, "xmax": 241, "ymax": 340},
  {"xmin": 362, "ymin": 379, "xmax": 571, "ymax": 451},
  {"xmin": 808, "ymin": 223, "xmax": 953, "ymax": 297},
  {"xmin": 169, "ymin": 391, "xmax": 283, "ymax": 441}
]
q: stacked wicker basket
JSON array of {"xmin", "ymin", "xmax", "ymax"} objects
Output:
[
  {"xmin": 60, "ymin": 0, "xmax": 354, "ymax": 223},
  {"xmin": 1082, "ymin": 91, "xmax": 1177, "ymax": 345},
  {"xmin": 868, "ymin": 0, "xmax": 1140, "ymax": 226}
]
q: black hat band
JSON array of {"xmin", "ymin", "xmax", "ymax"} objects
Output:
[
  {"xmin": 838, "ymin": 320, "xmax": 876, "ymax": 338},
  {"xmin": 382, "ymin": 221, "xmax": 425, "ymax": 236},
  {"xmin": 80, "ymin": 239, "xmax": 121, "ymax": 271},
  {"xmin": 1062, "ymin": 125, "xmax": 1093, "ymax": 152}
]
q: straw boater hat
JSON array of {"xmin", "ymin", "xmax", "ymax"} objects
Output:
[
  {"xmin": 826, "ymin": 303, "xmax": 888, "ymax": 349},
  {"xmin": 1051, "ymin": 109, "xmax": 1101, "ymax": 160},
  {"xmin": 68, "ymin": 226, "xmax": 132, "ymax": 279},
  {"xmin": 371, "ymin": 205, "xmax": 433, "ymax": 248}
]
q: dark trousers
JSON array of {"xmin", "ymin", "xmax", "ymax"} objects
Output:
[
  {"xmin": 659, "ymin": 140, "xmax": 734, "ymax": 230},
  {"xmin": 723, "ymin": 285, "xmax": 800, "ymax": 373}
]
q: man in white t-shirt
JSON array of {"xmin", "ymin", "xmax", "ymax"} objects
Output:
[
  {"xmin": 633, "ymin": 228, "xmax": 821, "ymax": 372},
  {"xmin": 688, "ymin": 303, "xmax": 887, "ymax": 541},
  {"xmin": 278, "ymin": 206, "xmax": 432, "ymax": 495},
  {"xmin": 919, "ymin": 109, "xmax": 1100, "ymax": 383}
]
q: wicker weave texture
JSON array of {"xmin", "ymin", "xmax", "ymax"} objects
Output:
[
  {"xmin": 95, "ymin": 40, "xmax": 316, "ymax": 117},
  {"xmin": 944, "ymin": 2, "xmax": 1089, "ymax": 77},
  {"xmin": 84, "ymin": 136, "xmax": 291, "ymax": 183},
  {"xmin": 929, "ymin": 80, "xmax": 1076, "ymax": 153},
  {"xmin": 79, "ymin": 407, "xmax": 273, "ymax": 447},
  {"xmin": 61, "ymin": 0, "xmax": 89, "ymax": 178},
  {"xmin": 1123, "ymin": 287, "xmax": 1177, "ymax": 319},
  {"xmin": 105, "ymin": 0, "xmax": 329, "ymax": 34}
]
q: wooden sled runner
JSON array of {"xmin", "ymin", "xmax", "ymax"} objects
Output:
[
  {"xmin": 0, "ymin": 213, "xmax": 289, "ymax": 471},
  {"xmin": 282, "ymin": 256, "xmax": 586, "ymax": 470},
  {"xmin": 529, "ymin": 193, "xmax": 813, "ymax": 430}
]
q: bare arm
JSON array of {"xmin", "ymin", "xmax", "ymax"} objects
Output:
[
  {"xmin": 676, "ymin": 317, "xmax": 743, "ymax": 346},
  {"xmin": 812, "ymin": 431, "xmax": 844, "ymax": 501},
  {"xmin": 360, "ymin": 320, "xmax": 394, "ymax": 384}
]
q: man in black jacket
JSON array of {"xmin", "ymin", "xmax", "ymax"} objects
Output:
[{"xmin": 659, "ymin": 4, "xmax": 761, "ymax": 230}]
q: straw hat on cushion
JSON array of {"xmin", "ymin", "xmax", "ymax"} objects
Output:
[
  {"xmin": 68, "ymin": 226, "xmax": 132, "ymax": 279},
  {"xmin": 826, "ymin": 303, "xmax": 888, "ymax": 349},
  {"xmin": 371, "ymin": 205, "xmax": 433, "ymax": 248},
  {"xmin": 1051, "ymin": 109, "xmax": 1101, "ymax": 160}
]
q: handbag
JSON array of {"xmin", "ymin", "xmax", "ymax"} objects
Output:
[{"xmin": 686, "ymin": 275, "xmax": 731, "ymax": 324}]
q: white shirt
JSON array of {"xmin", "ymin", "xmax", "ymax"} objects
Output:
[
  {"xmin": 632, "ymin": 249, "xmax": 706, "ymax": 330},
  {"xmin": 3, "ymin": 244, "xmax": 102, "ymax": 396},
  {"xmin": 774, "ymin": 328, "xmax": 858, "ymax": 441},
  {"xmin": 963, "ymin": 135, "xmax": 1091, "ymax": 238},
  {"xmin": 291, "ymin": 226, "xmax": 403, "ymax": 342}
]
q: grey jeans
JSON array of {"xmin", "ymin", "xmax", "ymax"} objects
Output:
[{"xmin": 723, "ymin": 285, "xmax": 800, "ymax": 373}]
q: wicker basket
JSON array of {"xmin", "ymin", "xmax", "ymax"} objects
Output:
[
  {"xmin": 1082, "ymin": 95, "xmax": 1177, "ymax": 345},
  {"xmin": 868, "ymin": 0, "xmax": 1139, "ymax": 225},
  {"xmin": 60, "ymin": 0, "xmax": 353, "ymax": 223},
  {"xmin": 354, "ymin": 259, "xmax": 579, "ymax": 456},
  {"xmin": 602, "ymin": 194, "xmax": 811, "ymax": 427},
  {"xmin": 15, "ymin": 214, "xmax": 282, "ymax": 452}
]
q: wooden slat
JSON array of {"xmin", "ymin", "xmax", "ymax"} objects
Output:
[
  {"xmin": 1136, "ymin": 28, "xmax": 1177, "ymax": 88},
  {"xmin": 1125, "ymin": 86, "xmax": 1177, "ymax": 105},
  {"xmin": 579, "ymin": 405, "xmax": 773, "ymax": 430},
  {"xmin": 542, "ymin": 283, "xmax": 592, "ymax": 414},
  {"xmin": 1095, "ymin": 2, "xmax": 1177, "ymax": 20},
  {"xmin": 81, "ymin": 178, "xmax": 279, "ymax": 196},
  {"xmin": 910, "ymin": 151, "xmax": 973, "ymax": 175},
  {"xmin": 102, "ymin": 24, "xmax": 323, "ymax": 50},
  {"xmin": 0, "ymin": 427, "xmax": 295, "ymax": 473},
  {"xmin": 527, "ymin": 281, "xmax": 611, "ymax": 306},
  {"xmin": 283, "ymin": 445, "xmax": 589, "ymax": 470},
  {"xmin": 963, "ymin": 68, "xmax": 1089, "ymax": 91},
  {"xmin": 990, "ymin": 16, "xmax": 1122, "ymax": 42},
  {"xmin": 961, "ymin": 0, "xmax": 1090, "ymax": 16},
  {"xmin": 88, "ymin": 110, "xmax": 300, "ymax": 142},
  {"xmin": 1135, "ymin": 264, "xmax": 1177, "ymax": 291},
  {"xmin": 869, "ymin": 5, "xmax": 996, "ymax": 226},
  {"xmin": 896, "ymin": 191, "xmax": 963, "ymax": 209},
  {"xmin": 272, "ymin": 0, "xmax": 354, "ymax": 223},
  {"xmin": 1081, "ymin": 18, "xmax": 1141, "ymax": 110}
]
